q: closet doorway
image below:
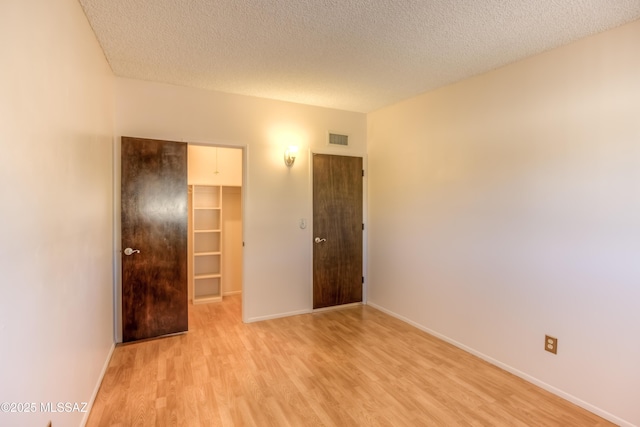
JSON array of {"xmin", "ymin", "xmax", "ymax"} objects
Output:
[{"xmin": 187, "ymin": 145, "xmax": 243, "ymax": 307}]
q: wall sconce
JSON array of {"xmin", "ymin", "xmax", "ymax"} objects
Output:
[{"xmin": 284, "ymin": 146, "xmax": 299, "ymax": 167}]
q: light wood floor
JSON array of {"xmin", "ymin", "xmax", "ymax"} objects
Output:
[{"xmin": 87, "ymin": 296, "xmax": 613, "ymax": 426}]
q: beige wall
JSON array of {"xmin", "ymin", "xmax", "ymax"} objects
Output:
[
  {"xmin": 367, "ymin": 20, "xmax": 640, "ymax": 426},
  {"xmin": 0, "ymin": 0, "xmax": 114, "ymax": 426},
  {"xmin": 114, "ymin": 78, "xmax": 367, "ymax": 325}
]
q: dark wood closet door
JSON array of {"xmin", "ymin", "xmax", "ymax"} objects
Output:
[
  {"xmin": 121, "ymin": 136, "xmax": 188, "ymax": 342},
  {"xmin": 313, "ymin": 154, "xmax": 363, "ymax": 309}
]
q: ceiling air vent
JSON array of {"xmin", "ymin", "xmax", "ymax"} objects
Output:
[{"xmin": 328, "ymin": 132, "xmax": 349, "ymax": 146}]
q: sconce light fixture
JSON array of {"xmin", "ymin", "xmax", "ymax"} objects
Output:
[{"xmin": 284, "ymin": 146, "xmax": 299, "ymax": 167}]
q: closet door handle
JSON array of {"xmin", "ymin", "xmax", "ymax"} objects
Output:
[
  {"xmin": 314, "ymin": 237, "xmax": 327, "ymax": 243},
  {"xmin": 124, "ymin": 248, "xmax": 141, "ymax": 256}
]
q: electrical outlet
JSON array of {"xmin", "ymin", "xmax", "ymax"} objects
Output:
[{"xmin": 545, "ymin": 335, "xmax": 558, "ymax": 354}]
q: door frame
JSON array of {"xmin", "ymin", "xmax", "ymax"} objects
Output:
[
  {"xmin": 114, "ymin": 136, "xmax": 248, "ymax": 342},
  {"xmin": 308, "ymin": 149, "xmax": 368, "ymax": 312}
]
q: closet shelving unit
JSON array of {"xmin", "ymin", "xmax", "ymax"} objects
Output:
[{"xmin": 191, "ymin": 185, "xmax": 223, "ymax": 304}]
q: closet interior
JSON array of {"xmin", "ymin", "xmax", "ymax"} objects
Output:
[{"xmin": 187, "ymin": 145, "xmax": 243, "ymax": 304}]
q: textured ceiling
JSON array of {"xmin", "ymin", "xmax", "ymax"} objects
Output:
[{"xmin": 78, "ymin": 0, "xmax": 640, "ymax": 112}]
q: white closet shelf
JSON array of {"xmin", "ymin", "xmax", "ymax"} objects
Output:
[
  {"xmin": 194, "ymin": 273, "xmax": 221, "ymax": 279},
  {"xmin": 191, "ymin": 184, "xmax": 223, "ymax": 304}
]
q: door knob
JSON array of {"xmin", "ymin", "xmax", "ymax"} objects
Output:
[
  {"xmin": 314, "ymin": 237, "xmax": 327, "ymax": 243},
  {"xmin": 124, "ymin": 248, "xmax": 141, "ymax": 256}
]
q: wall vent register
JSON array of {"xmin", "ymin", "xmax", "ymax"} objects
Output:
[{"xmin": 329, "ymin": 133, "xmax": 349, "ymax": 146}]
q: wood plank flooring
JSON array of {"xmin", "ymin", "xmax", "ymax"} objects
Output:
[{"xmin": 87, "ymin": 296, "xmax": 613, "ymax": 426}]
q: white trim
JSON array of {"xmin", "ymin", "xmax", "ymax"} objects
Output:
[
  {"xmin": 245, "ymin": 309, "xmax": 311, "ymax": 323},
  {"xmin": 307, "ymin": 146, "xmax": 314, "ymax": 311},
  {"xmin": 361, "ymin": 154, "xmax": 368, "ymax": 306},
  {"xmin": 366, "ymin": 302, "xmax": 635, "ymax": 427},
  {"xmin": 313, "ymin": 302, "xmax": 363, "ymax": 313},
  {"xmin": 80, "ymin": 343, "xmax": 115, "ymax": 427},
  {"xmin": 223, "ymin": 290, "xmax": 242, "ymax": 296},
  {"xmin": 251, "ymin": 303, "xmax": 365, "ymax": 321},
  {"xmin": 241, "ymin": 144, "xmax": 248, "ymax": 324},
  {"xmin": 113, "ymin": 136, "xmax": 122, "ymax": 343}
]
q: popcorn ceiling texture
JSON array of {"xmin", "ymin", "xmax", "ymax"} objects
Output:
[{"xmin": 78, "ymin": 0, "xmax": 640, "ymax": 112}]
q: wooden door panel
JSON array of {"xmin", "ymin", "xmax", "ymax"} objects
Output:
[
  {"xmin": 121, "ymin": 137, "xmax": 188, "ymax": 342},
  {"xmin": 313, "ymin": 154, "xmax": 363, "ymax": 309}
]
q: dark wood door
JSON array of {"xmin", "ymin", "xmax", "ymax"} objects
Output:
[
  {"xmin": 313, "ymin": 154, "xmax": 363, "ymax": 309},
  {"xmin": 121, "ymin": 136, "xmax": 188, "ymax": 342}
]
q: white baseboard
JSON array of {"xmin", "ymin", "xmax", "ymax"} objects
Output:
[
  {"xmin": 80, "ymin": 342, "xmax": 115, "ymax": 427},
  {"xmin": 366, "ymin": 302, "xmax": 634, "ymax": 427},
  {"xmin": 245, "ymin": 302, "xmax": 364, "ymax": 323},
  {"xmin": 313, "ymin": 302, "xmax": 363, "ymax": 313},
  {"xmin": 245, "ymin": 308, "xmax": 311, "ymax": 323},
  {"xmin": 223, "ymin": 290, "xmax": 242, "ymax": 296}
]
